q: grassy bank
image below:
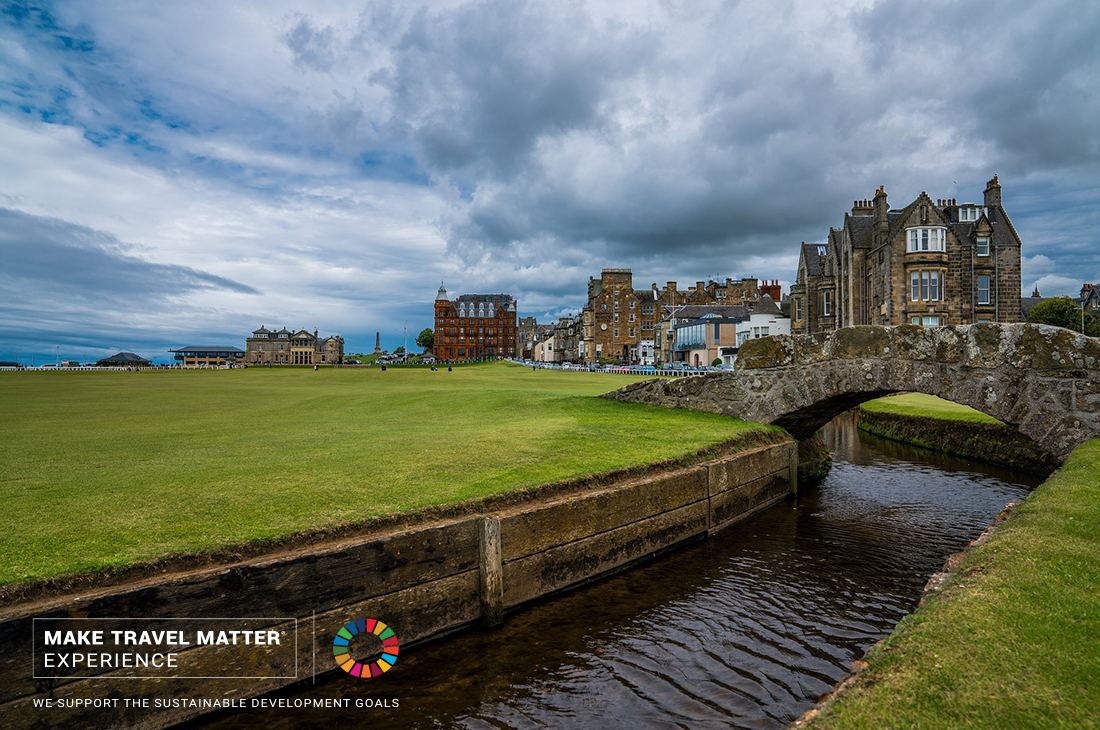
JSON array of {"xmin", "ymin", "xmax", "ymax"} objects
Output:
[
  {"xmin": 858, "ymin": 392, "xmax": 998, "ymax": 423},
  {"xmin": 856, "ymin": 393, "xmax": 1056, "ymax": 474},
  {"xmin": 808, "ymin": 437, "xmax": 1100, "ymax": 729},
  {"xmin": 0, "ymin": 363, "xmax": 774, "ymax": 587}
]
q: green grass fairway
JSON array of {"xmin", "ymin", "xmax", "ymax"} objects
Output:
[
  {"xmin": 810, "ymin": 437, "xmax": 1100, "ymax": 730},
  {"xmin": 859, "ymin": 392, "xmax": 1000, "ymax": 423},
  {"xmin": 0, "ymin": 363, "xmax": 773, "ymax": 586}
]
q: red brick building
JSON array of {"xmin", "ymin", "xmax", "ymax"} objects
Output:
[{"xmin": 433, "ymin": 284, "xmax": 518, "ymax": 360}]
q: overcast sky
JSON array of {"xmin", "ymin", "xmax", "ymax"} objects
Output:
[{"xmin": 2, "ymin": 0, "xmax": 1098, "ymax": 361}]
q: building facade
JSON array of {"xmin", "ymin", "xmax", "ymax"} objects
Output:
[
  {"xmin": 170, "ymin": 346, "xmax": 246, "ymax": 368},
  {"xmin": 245, "ymin": 327, "xmax": 344, "ymax": 365},
  {"xmin": 433, "ymin": 285, "xmax": 518, "ymax": 360},
  {"xmin": 791, "ymin": 176, "xmax": 1022, "ymax": 334},
  {"xmin": 580, "ymin": 269, "xmax": 763, "ymax": 365}
]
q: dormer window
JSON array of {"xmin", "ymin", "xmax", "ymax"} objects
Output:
[
  {"xmin": 907, "ymin": 227, "xmax": 946, "ymax": 252},
  {"xmin": 976, "ymin": 236, "xmax": 990, "ymax": 256}
]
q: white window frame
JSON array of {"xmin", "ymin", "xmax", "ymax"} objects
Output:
[
  {"xmin": 976, "ymin": 236, "xmax": 989, "ymax": 256},
  {"xmin": 978, "ymin": 275, "xmax": 991, "ymax": 305},
  {"xmin": 907, "ymin": 227, "xmax": 946, "ymax": 252},
  {"xmin": 822, "ymin": 290, "xmax": 832, "ymax": 316}
]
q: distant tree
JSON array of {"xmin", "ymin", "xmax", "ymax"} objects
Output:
[
  {"xmin": 712, "ymin": 357, "xmax": 723, "ymax": 366},
  {"xmin": 416, "ymin": 328, "xmax": 434, "ymax": 350},
  {"xmin": 394, "ymin": 346, "xmax": 405, "ymax": 355},
  {"xmin": 1026, "ymin": 296, "xmax": 1100, "ymax": 336}
]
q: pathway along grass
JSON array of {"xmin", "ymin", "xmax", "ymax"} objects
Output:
[
  {"xmin": 0, "ymin": 363, "xmax": 774, "ymax": 587},
  {"xmin": 808, "ymin": 437, "xmax": 1100, "ymax": 730}
]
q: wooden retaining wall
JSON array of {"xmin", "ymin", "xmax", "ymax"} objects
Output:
[{"xmin": 0, "ymin": 441, "xmax": 797, "ymax": 729}]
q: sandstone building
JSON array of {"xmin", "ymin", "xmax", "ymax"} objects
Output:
[
  {"xmin": 580, "ymin": 269, "xmax": 764, "ymax": 364},
  {"xmin": 790, "ymin": 176, "xmax": 1022, "ymax": 334},
  {"xmin": 433, "ymin": 285, "xmax": 518, "ymax": 360},
  {"xmin": 245, "ymin": 327, "xmax": 344, "ymax": 365}
]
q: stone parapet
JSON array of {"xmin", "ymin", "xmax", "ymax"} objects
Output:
[{"xmin": 605, "ymin": 324, "xmax": 1100, "ymax": 461}]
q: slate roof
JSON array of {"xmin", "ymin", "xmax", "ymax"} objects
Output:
[
  {"xmin": 1021, "ymin": 296, "xmax": 1044, "ymax": 319},
  {"xmin": 663, "ymin": 304, "xmax": 749, "ymax": 322},
  {"xmin": 97, "ymin": 352, "xmax": 151, "ymax": 364},
  {"xmin": 170, "ymin": 346, "xmax": 245, "ymax": 353},
  {"xmin": 453, "ymin": 294, "xmax": 516, "ymax": 310},
  {"xmin": 800, "ymin": 243, "xmax": 827, "ymax": 276},
  {"xmin": 752, "ymin": 294, "xmax": 784, "ymax": 317},
  {"xmin": 252, "ymin": 326, "xmax": 271, "ymax": 335}
]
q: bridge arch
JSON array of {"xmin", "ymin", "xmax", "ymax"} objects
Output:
[{"xmin": 606, "ymin": 323, "xmax": 1100, "ymax": 462}]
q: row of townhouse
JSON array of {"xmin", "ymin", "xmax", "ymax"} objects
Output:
[
  {"xmin": 519, "ymin": 270, "xmax": 788, "ymax": 367},
  {"xmin": 575, "ymin": 269, "xmax": 782, "ymax": 365}
]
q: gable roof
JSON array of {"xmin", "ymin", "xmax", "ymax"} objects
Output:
[
  {"xmin": 97, "ymin": 352, "xmax": 151, "ymax": 364},
  {"xmin": 752, "ymin": 294, "xmax": 784, "ymax": 317}
]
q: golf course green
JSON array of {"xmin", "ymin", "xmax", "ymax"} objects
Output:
[{"xmin": 0, "ymin": 363, "xmax": 772, "ymax": 586}]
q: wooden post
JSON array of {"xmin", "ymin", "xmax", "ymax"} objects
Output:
[
  {"xmin": 789, "ymin": 441, "xmax": 799, "ymax": 495},
  {"xmin": 479, "ymin": 517, "xmax": 504, "ymax": 628}
]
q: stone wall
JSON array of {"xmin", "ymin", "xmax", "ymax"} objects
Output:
[
  {"xmin": 0, "ymin": 442, "xmax": 797, "ymax": 729},
  {"xmin": 855, "ymin": 407, "xmax": 1057, "ymax": 474},
  {"xmin": 604, "ymin": 323, "xmax": 1100, "ymax": 461}
]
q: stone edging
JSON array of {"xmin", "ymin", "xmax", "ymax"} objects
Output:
[
  {"xmin": 1, "ymin": 440, "xmax": 799, "ymax": 729},
  {"xmin": 855, "ymin": 407, "xmax": 1057, "ymax": 474}
]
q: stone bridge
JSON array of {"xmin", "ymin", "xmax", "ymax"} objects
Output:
[{"xmin": 605, "ymin": 323, "xmax": 1100, "ymax": 462}]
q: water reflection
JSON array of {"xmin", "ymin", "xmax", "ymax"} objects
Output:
[{"xmin": 192, "ymin": 416, "xmax": 1040, "ymax": 730}]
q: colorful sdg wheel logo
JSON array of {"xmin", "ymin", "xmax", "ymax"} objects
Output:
[{"xmin": 333, "ymin": 618, "xmax": 399, "ymax": 678}]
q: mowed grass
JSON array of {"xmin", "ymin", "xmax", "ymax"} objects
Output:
[
  {"xmin": 860, "ymin": 392, "xmax": 1001, "ymax": 423},
  {"xmin": 0, "ymin": 363, "xmax": 772, "ymax": 585},
  {"xmin": 811, "ymin": 437, "xmax": 1100, "ymax": 730}
]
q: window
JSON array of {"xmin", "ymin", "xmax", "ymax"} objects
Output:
[
  {"xmin": 614, "ymin": 328, "xmax": 619, "ymax": 337},
  {"xmin": 822, "ymin": 291, "xmax": 832, "ymax": 316},
  {"xmin": 629, "ymin": 313, "xmax": 635, "ymax": 322},
  {"xmin": 737, "ymin": 331, "xmax": 750, "ymax": 346},
  {"xmin": 907, "ymin": 227, "xmax": 946, "ymax": 252},
  {"xmin": 630, "ymin": 301, "xmax": 635, "ymax": 309},
  {"xmin": 910, "ymin": 270, "xmax": 943, "ymax": 301},
  {"xmin": 978, "ymin": 275, "xmax": 991, "ymax": 304},
  {"xmin": 795, "ymin": 298, "xmax": 803, "ymax": 321},
  {"xmin": 959, "ymin": 207, "xmax": 985, "ymax": 222},
  {"xmin": 910, "ymin": 316, "xmax": 940, "ymax": 327},
  {"xmin": 976, "ymin": 236, "xmax": 989, "ymax": 256},
  {"xmin": 642, "ymin": 305, "xmax": 654, "ymax": 315},
  {"xmin": 629, "ymin": 328, "xmax": 635, "ymax": 337}
]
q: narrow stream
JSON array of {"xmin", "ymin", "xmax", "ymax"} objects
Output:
[{"xmin": 192, "ymin": 415, "xmax": 1042, "ymax": 729}]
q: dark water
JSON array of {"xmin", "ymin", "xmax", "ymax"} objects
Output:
[{"xmin": 192, "ymin": 416, "xmax": 1041, "ymax": 729}]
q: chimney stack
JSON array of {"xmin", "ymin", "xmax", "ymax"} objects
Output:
[
  {"xmin": 872, "ymin": 186, "xmax": 889, "ymax": 246},
  {"xmin": 984, "ymin": 174, "xmax": 1002, "ymax": 207}
]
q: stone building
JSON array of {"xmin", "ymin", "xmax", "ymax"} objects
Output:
[
  {"xmin": 245, "ymin": 327, "xmax": 344, "ymax": 365},
  {"xmin": 1076, "ymin": 284, "xmax": 1099, "ymax": 314},
  {"xmin": 580, "ymin": 269, "xmax": 763, "ymax": 364},
  {"xmin": 790, "ymin": 176, "xmax": 1022, "ymax": 334},
  {"xmin": 552, "ymin": 315, "xmax": 580, "ymax": 362},
  {"xmin": 433, "ymin": 285, "xmax": 518, "ymax": 360}
]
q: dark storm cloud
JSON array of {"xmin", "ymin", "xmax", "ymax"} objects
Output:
[
  {"xmin": 853, "ymin": 0, "xmax": 1100, "ymax": 173},
  {"xmin": 344, "ymin": 0, "xmax": 1099, "ymax": 305},
  {"xmin": 0, "ymin": 207, "xmax": 259, "ymax": 305}
]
